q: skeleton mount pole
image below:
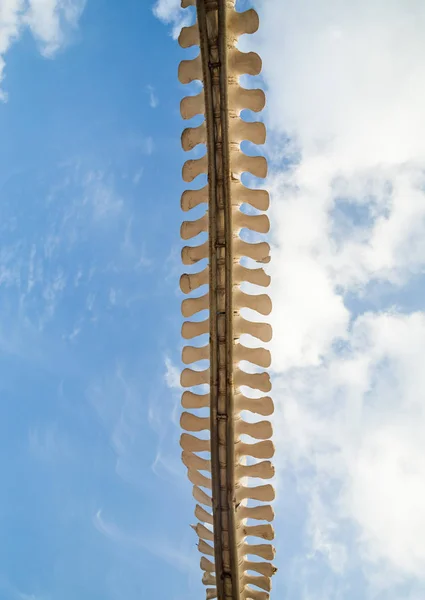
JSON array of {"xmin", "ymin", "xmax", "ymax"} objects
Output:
[{"xmin": 178, "ymin": 2, "xmax": 276, "ymax": 599}]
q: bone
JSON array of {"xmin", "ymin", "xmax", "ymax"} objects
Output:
[
  {"xmin": 180, "ymin": 412, "xmax": 210, "ymax": 432},
  {"xmin": 192, "ymin": 522, "xmax": 214, "ymax": 542},
  {"xmin": 242, "ymin": 586, "xmax": 269, "ymax": 600},
  {"xmin": 181, "ymin": 185, "xmax": 208, "ymax": 211},
  {"xmin": 188, "ymin": 468, "xmax": 212, "ymax": 489},
  {"xmin": 194, "ymin": 486, "xmax": 213, "ymax": 508},
  {"xmin": 181, "ymin": 433, "xmax": 210, "ymax": 453},
  {"xmin": 178, "ymin": 23, "xmax": 200, "ymax": 48},
  {"xmin": 240, "ymin": 524, "xmax": 275, "ymax": 542},
  {"xmin": 228, "ymin": 8, "xmax": 259, "ymax": 36},
  {"xmin": 182, "ymin": 345, "xmax": 210, "ymax": 365},
  {"xmin": 236, "ymin": 484, "xmax": 275, "ymax": 503},
  {"xmin": 232, "ymin": 183, "xmax": 269, "ymax": 211},
  {"xmin": 243, "ymin": 574, "xmax": 271, "ymax": 592},
  {"xmin": 182, "ymin": 241, "xmax": 208, "ymax": 265},
  {"xmin": 182, "ymin": 123, "xmax": 207, "ymax": 151},
  {"xmin": 182, "ymin": 392, "xmax": 210, "ymax": 414},
  {"xmin": 231, "ymin": 153, "xmax": 267, "ymax": 179},
  {"xmin": 181, "ymin": 214, "xmax": 208, "ymax": 240},
  {"xmin": 182, "ymin": 319, "xmax": 209, "ymax": 340},
  {"xmin": 228, "ymin": 86, "xmax": 266, "ymax": 114},
  {"xmin": 182, "ymin": 451, "xmax": 211, "ymax": 472},
  {"xmin": 237, "ymin": 504, "xmax": 274, "ymax": 522},
  {"xmin": 229, "ymin": 119, "xmax": 266, "ymax": 145},
  {"xmin": 234, "ymin": 370, "xmax": 272, "ymax": 394},
  {"xmin": 178, "ymin": 55, "xmax": 203, "ymax": 84},
  {"xmin": 242, "ymin": 543, "xmax": 275, "ymax": 561},
  {"xmin": 234, "ymin": 291, "xmax": 272, "ymax": 316},
  {"xmin": 234, "ymin": 345, "xmax": 271, "ymax": 368},
  {"xmin": 234, "ymin": 316, "xmax": 272, "ymax": 343},
  {"xmin": 181, "ymin": 368, "xmax": 210, "ymax": 388},
  {"xmin": 182, "ymin": 293, "xmax": 210, "ymax": 318},
  {"xmin": 181, "ymin": 92, "xmax": 205, "ymax": 120},
  {"xmin": 234, "ymin": 212, "xmax": 270, "ymax": 234},
  {"xmin": 180, "ymin": 268, "xmax": 209, "ymax": 294},
  {"xmin": 234, "ymin": 240, "xmax": 270, "ymax": 263},
  {"xmin": 196, "ymin": 504, "xmax": 214, "ymax": 525},
  {"xmin": 237, "ymin": 460, "xmax": 275, "ymax": 480},
  {"xmin": 228, "ymin": 49, "xmax": 262, "ymax": 77},
  {"xmin": 234, "ymin": 265, "xmax": 271, "ymax": 288},
  {"xmin": 236, "ymin": 419, "xmax": 273, "ymax": 440},
  {"xmin": 200, "ymin": 556, "xmax": 215, "ymax": 572},
  {"xmin": 236, "ymin": 440, "xmax": 275, "ymax": 459},
  {"xmin": 198, "ymin": 539, "xmax": 215, "ymax": 557},
  {"xmin": 235, "ymin": 394, "xmax": 274, "ymax": 417},
  {"xmin": 202, "ymin": 572, "xmax": 216, "ymax": 586},
  {"xmin": 242, "ymin": 561, "xmax": 277, "ymax": 578},
  {"xmin": 183, "ymin": 155, "xmax": 208, "ymax": 182}
]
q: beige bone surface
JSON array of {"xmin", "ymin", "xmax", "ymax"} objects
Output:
[{"xmin": 178, "ymin": 2, "xmax": 276, "ymax": 599}]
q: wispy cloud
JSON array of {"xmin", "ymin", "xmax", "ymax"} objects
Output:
[
  {"xmin": 152, "ymin": 0, "xmax": 192, "ymax": 40},
  {"xmin": 0, "ymin": 0, "xmax": 86, "ymax": 100},
  {"xmin": 146, "ymin": 84, "xmax": 158, "ymax": 109},
  {"xmin": 93, "ymin": 509, "xmax": 196, "ymax": 574}
]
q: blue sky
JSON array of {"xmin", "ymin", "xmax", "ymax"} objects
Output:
[{"xmin": 1, "ymin": 1, "xmax": 425, "ymax": 599}]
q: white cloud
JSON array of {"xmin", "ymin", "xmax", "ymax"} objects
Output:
[
  {"xmin": 164, "ymin": 355, "xmax": 181, "ymax": 390},
  {"xmin": 0, "ymin": 0, "xmax": 86, "ymax": 99},
  {"xmin": 146, "ymin": 84, "xmax": 158, "ymax": 109},
  {"xmin": 253, "ymin": 0, "xmax": 425, "ymax": 594},
  {"xmin": 152, "ymin": 0, "xmax": 192, "ymax": 40}
]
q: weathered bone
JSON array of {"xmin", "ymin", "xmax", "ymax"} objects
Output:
[
  {"xmin": 181, "ymin": 433, "xmax": 210, "ymax": 453},
  {"xmin": 236, "ymin": 440, "xmax": 275, "ymax": 460},
  {"xmin": 236, "ymin": 419, "xmax": 273, "ymax": 440},
  {"xmin": 188, "ymin": 468, "xmax": 212, "ymax": 489},
  {"xmin": 181, "ymin": 92, "xmax": 205, "ymax": 120},
  {"xmin": 235, "ymin": 394, "xmax": 274, "ymax": 417},
  {"xmin": 180, "ymin": 412, "xmax": 210, "ymax": 432},
  {"xmin": 182, "ymin": 451, "xmax": 211, "ymax": 472},
  {"xmin": 243, "ymin": 574, "xmax": 271, "ymax": 593},
  {"xmin": 234, "ymin": 346, "xmax": 271, "ymax": 368},
  {"xmin": 237, "ymin": 460, "xmax": 275, "ymax": 480},
  {"xmin": 181, "ymin": 391, "xmax": 207, "ymax": 410},
  {"xmin": 193, "ymin": 486, "xmax": 213, "ymax": 508},
  {"xmin": 180, "ymin": 268, "xmax": 209, "ymax": 294},
  {"xmin": 234, "ymin": 291, "xmax": 272, "ymax": 317},
  {"xmin": 181, "ymin": 214, "xmax": 208, "ymax": 240},
  {"xmin": 192, "ymin": 522, "xmax": 214, "ymax": 542},
  {"xmin": 228, "ymin": 9, "xmax": 259, "ymax": 38},
  {"xmin": 234, "ymin": 370, "xmax": 272, "ymax": 394},
  {"xmin": 181, "ymin": 368, "xmax": 210, "ymax": 388},
  {"xmin": 236, "ymin": 484, "xmax": 275, "ymax": 503},
  {"xmin": 182, "ymin": 319, "xmax": 209, "ymax": 339},
  {"xmin": 242, "ymin": 544, "xmax": 276, "ymax": 561},
  {"xmin": 178, "ymin": 55, "xmax": 202, "ymax": 84},
  {"xmin": 237, "ymin": 505, "xmax": 275, "ymax": 523},
  {"xmin": 196, "ymin": 504, "xmax": 214, "ymax": 525},
  {"xmin": 242, "ymin": 561, "xmax": 277, "ymax": 578},
  {"xmin": 178, "ymin": 23, "xmax": 200, "ymax": 49},
  {"xmin": 240, "ymin": 524, "xmax": 275, "ymax": 542},
  {"xmin": 234, "ymin": 240, "xmax": 270, "ymax": 263},
  {"xmin": 181, "ymin": 185, "xmax": 208, "ymax": 211},
  {"xmin": 234, "ymin": 212, "xmax": 270, "ymax": 234},
  {"xmin": 234, "ymin": 317, "xmax": 272, "ymax": 343},
  {"xmin": 234, "ymin": 265, "xmax": 271, "ymax": 288},
  {"xmin": 182, "ymin": 293, "xmax": 210, "ymax": 318},
  {"xmin": 178, "ymin": 3, "xmax": 275, "ymax": 598},
  {"xmin": 183, "ymin": 155, "xmax": 208, "ymax": 182},
  {"xmin": 182, "ymin": 241, "xmax": 208, "ymax": 265}
]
